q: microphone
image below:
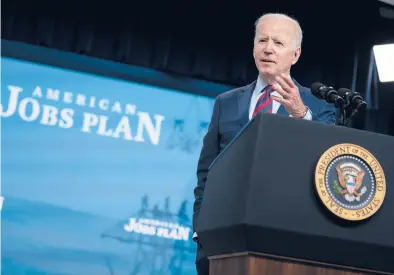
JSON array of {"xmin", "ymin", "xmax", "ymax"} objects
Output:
[
  {"xmin": 337, "ymin": 88, "xmax": 367, "ymax": 111},
  {"xmin": 310, "ymin": 82, "xmax": 345, "ymax": 108},
  {"xmin": 337, "ymin": 88, "xmax": 367, "ymax": 127}
]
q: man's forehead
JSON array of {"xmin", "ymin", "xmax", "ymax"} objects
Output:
[
  {"xmin": 256, "ymin": 20, "xmax": 296, "ymax": 40},
  {"xmin": 257, "ymin": 18, "xmax": 296, "ymax": 34}
]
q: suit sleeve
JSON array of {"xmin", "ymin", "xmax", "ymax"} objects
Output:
[
  {"xmin": 192, "ymin": 96, "xmax": 221, "ymax": 236},
  {"xmin": 316, "ymin": 101, "xmax": 337, "ymax": 124}
]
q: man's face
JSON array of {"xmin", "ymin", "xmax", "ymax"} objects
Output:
[{"xmin": 253, "ymin": 17, "xmax": 301, "ymax": 81}]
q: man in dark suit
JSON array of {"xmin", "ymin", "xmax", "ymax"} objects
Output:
[{"xmin": 192, "ymin": 13, "xmax": 336, "ymax": 275}]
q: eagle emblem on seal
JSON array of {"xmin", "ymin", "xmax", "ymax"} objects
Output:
[{"xmin": 334, "ymin": 163, "xmax": 368, "ymax": 202}]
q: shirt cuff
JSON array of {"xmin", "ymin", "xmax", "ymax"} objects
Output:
[
  {"xmin": 290, "ymin": 107, "xmax": 312, "ymax": 120},
  {"xmin": 303, "ymin": 107, "xmax": 312, "ymax": 120}
]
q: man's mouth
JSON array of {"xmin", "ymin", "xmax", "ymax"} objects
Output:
[{"xmin": 261, "ymin": 59, "xmax": 275, "ymax": 63}]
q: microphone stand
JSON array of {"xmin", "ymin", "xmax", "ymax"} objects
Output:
[
  {"xmin": 343, "ymin": 102, "xmax": 366, "ymax": 127},
  {"xmin": 343, "ymin": 110, "xmax": 355, "ymax": 127},
  {"xmin": 336, "ymin": 100, "xmax": 358, "ymax": 127},
  {"xmin": 336, "ymin": 88, "xmax": 367, "ymax": 128},
  {"xmin": 335, "ymin": 99, "xmax": 348, "ymax": 127},
  {"xmin": 339, "ymin": 106, "xmax": 346, "ymax": 126}
]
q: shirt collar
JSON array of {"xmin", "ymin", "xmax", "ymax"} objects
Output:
[
  {"xmin": 254, "ymin": 73, "xmax": 292, "ymax": 95},
  {"xmin": 253, "ymin": 75, "xmax": 268, "ymax": 96}
]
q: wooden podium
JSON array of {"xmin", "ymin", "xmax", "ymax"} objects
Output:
[
  {"xmin": 209, "ymin": 253, "xmax": 378, "ymax": 275},
  {"xmin": 196, "ymin": 114, "xmax": 394, "ymax": 275}
]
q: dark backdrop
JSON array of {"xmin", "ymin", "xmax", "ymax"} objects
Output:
[{"xmin": 2, "ymin": 0, "xmax": 394, "ymax": 134}]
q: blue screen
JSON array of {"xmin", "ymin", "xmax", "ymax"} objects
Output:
[{"xmin": 1, "ymin": 56, "xmax": 214, "ymax": 275}]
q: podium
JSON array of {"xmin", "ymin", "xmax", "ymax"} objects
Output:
[{"xmin": 196, "ymin": 113, "xmax": 394, "ymax": 275}]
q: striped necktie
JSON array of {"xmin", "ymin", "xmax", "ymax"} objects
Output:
[{"xmin": 252, "ymin": 85, "xmax": 273, "ymax": 117}]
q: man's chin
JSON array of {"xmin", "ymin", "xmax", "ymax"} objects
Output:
[{"xmin": 258, "ymin": 70, "xmax": 277, "ymax": 82}]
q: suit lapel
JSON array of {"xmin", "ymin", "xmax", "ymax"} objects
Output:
[
  {"xmin": 237, "ymin": 81, "xmax": 256, "ymax": 126},
  {"xmin": 277, "ymin": 104, "xmax": 289, "ymax": 116}
]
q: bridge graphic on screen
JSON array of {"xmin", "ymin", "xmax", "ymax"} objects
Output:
[{"xmin": 101, "ymin": 195, "xmax": 195, "ymax": 275}]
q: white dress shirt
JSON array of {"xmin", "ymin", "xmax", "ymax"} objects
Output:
[{"xmin": 249, "ymin": 75, "xmax": 312, "ymax": 120}]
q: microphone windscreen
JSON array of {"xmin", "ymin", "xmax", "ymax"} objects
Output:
[
  {"xmin": 310, "ymin": 82, "xmax": 325, "ymax": 99},
  {"xmin": 338, "ymin": 88, "xmax": 352, "ymax": 97}
]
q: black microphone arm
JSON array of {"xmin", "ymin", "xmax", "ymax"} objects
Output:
[
  {"xmin": 310, "ymin": 83, "xmax": 367, "ymax": 127},
  {"xmin": 337, "ymin": 88, "xmax": 367, "ymax": 111},
  {"xmin": 310, "ymin": 82, "xmax": 345, "ymax": 109},
  {"xmin": 336, "ymin": 88, "xmax": 367, "ymax": 127}
]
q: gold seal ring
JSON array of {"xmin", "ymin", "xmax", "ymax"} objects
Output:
[{"xmin": 315, "ymin": 143, "xmax": 386, "ymax": 221}]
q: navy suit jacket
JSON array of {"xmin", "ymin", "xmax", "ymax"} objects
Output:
[{"xmin": 193, "ymin": 79, "xmax": 336, "ymax": 248}]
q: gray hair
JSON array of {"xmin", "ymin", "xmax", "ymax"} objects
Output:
[{"xmin": 254, "ymin": 13, "xmax": 303, "ymax": 49}]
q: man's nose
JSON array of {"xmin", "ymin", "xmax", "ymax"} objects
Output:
[{"xmin": 263, "ymin": 40, "xmax": 274, "ymax": 54}]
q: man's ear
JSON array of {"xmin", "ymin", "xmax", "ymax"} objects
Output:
[{"xmin": 291, "ymin": 47, "xmax": 301, "ymax": 65}]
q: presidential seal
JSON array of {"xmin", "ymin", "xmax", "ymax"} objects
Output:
[{"xmin": 315, "ymin": 143, "xmax": 386, "ymax": 221}]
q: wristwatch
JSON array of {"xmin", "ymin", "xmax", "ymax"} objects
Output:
[{"xmin": 302, "ymin": 106, "xmax": 310, "ymax": 118}]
